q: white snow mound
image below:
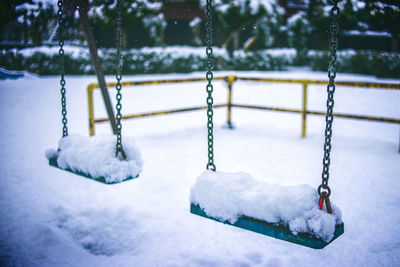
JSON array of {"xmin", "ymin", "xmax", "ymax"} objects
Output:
[
  {"xmin": 190, "ymin": 170, "xmax": 342, "ymax": 242},
  {"xmin": 45, "ymin": 134, "xmax": 143, "ymax": 183}
]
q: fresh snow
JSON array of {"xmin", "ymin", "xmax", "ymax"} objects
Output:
[
  {"xmin": 203, "ymin": 0, "xmax": 278, "ymax": 14},
  {"xmin": 12, "ymin": 45, "xmax": 89, "ymax": 58},
  {"xmin": 10, "ymin": 45, "xmax": 228, "ymax": 60},
  {"xmin": 45, "ymin": 135, "xmax": 142, "ymax": 183},
  {"xmin": 138, "ymin": 45, "xmax": 228, "ymax": 59},
  {"xmin": 0, "ymin": 70, "xmax": 399, "ymax": 266},
  {"xmin": 190, "ymin": 170, "xmax": 342, "ymax": 242},
  {"xmin": 343, "ymin": 30, "xmax": 393, "ymax": 37}
]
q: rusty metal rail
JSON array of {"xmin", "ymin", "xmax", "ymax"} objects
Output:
[{"xmin": 87, "ymin": 75, "xmax": 400, "ymax": 152}]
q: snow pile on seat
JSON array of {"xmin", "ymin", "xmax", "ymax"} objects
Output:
[
  {"xmin": 45, "ymin": 134, "xmax": 142, "ymax": 183},
  {"xmin": 190, "ymin": 170, "xmax": 342, "ymax": 242}
]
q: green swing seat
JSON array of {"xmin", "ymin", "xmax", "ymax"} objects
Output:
[
  {"xmin": 190, "ymin": 203, "xmax": 344, "ymax": 249},
  {"xmin": 48, "ymin": 156, "xmax": 138, "ymax": 184}
]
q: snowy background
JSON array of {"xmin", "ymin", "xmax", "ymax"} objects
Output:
[{"xmin": 0, "ymin": 70, "xmax": 399, "ymax": 266}]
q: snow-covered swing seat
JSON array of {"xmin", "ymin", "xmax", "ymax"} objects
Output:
[
  {"xmin": 190, "ymin": 0, "xmax": 344, "ymax": 249},
  {"xmin": 190, "ymin": 172, "xmax": 344, "ymax": 249},
  {"xmin": 46, "ymin": 0, "xmax": 142, "ymax": 184},
  {"xmin": 46, "ymin": 135, "xmax": 142, "ymax": 184}
]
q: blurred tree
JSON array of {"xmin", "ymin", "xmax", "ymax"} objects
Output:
[
  {"xmin": 291, "ymin": 0, "xmax": 399, "ymax": 51},
  {"xmin": 0, "ymin": 0, "xmax": 32, "ymax": 42},
  {"xmin": 90, "ymin": 0, "xmax": 162, "ymax": 48},
  {"xmin": 28, "ymin": 2, "xmax": 57, "ymax": 45},
  {"xmin": 287, "ymin": 11, "xmax": 311, "ymax": 64},
  {"xmin": 2, "ymin": 0, "xmax": 398, "ymax": 52},
  {"xmin": 213, "ymin": 0, "xmax": 282, "ymax": 54},
  {"xmin": 358, "ymin": 0, "xmax": 400, "ymax": 51}
]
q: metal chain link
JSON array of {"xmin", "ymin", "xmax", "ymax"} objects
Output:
[
  {"xmin": 318, "ymin": 0, "xmax": 340, "ymax": 203},
  {"xmin": 57, "ymin": 0, "xmax": 68, "ymax": 137},
  {"xmin": 205, "ymin": 0, "xmax": 216, "ymax": 171},
  {"xmin": 115, "ymin": 0, "xmax": 124, "ymax": 159}
]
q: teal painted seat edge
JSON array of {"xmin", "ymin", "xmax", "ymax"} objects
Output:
[
  {"xmin": 190, "ymin": 203, "xmax": 344, "ymax": 249},
  {"xmin": 48, "ymin": 157, "xmax": 137, "ymax": 184}
]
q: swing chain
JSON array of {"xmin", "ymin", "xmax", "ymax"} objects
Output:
[
  {"xmin": 115, "ymin": 0, "xmax": 124, "ymax": 159},
  {"xmin": 318, "ymin": 0, "xmax": 339, "ymax": 209},
  {"xmin": 205, "ymin": 0, "xmax": 216, "ymax": 171},
  {"xmin": 58, "ymin": 0, "xmax": 68, "ymax": 137}
]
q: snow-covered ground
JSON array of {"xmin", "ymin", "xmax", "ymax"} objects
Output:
[{"xmin": 0, "ymin": 70, "xmax": 399, "ymax": 266}]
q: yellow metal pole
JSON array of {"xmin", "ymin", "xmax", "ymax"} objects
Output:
[
  {"xmin": 225, "ymin": 75, "xmax": 236, "ymax": 129},
  {"xmin": 87, "ymin": 84, "xmax": 96, "ymax": 136},
  {"xmin": 93, "ymin": 104, "xmax": 228, "ymax": 123},
  {"xmin": 301, "ymin": 83, "xmax": 308, "ymax": 138},
  {"xmin": 236, "ymin": 77, "xmax": 400, "ymax": 90}
]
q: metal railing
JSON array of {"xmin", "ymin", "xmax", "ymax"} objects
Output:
[{"xmin": 87, "ymin": 75, "xmax": 400, "ymax": 151}]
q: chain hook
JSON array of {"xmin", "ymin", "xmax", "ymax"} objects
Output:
[{"xmin": 318, "ymin": 192, "xmax": 333, "ymax": 214}]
